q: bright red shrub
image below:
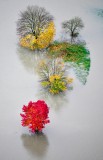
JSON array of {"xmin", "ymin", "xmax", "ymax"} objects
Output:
[{"xmin": 20, "ymin": 100, "xmax": 50, "ymax": 133}]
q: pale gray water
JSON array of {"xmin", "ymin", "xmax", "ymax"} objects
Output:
[{"xmin": 0, "ymin": 0, "xmax": 103, "ymax": 160}]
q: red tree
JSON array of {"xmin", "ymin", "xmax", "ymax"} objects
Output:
[{"xmin": 20, "ymin": 100, "xmax": 50, "ymax": 133}]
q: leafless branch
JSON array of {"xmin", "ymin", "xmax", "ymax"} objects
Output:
[
  {"xmin": 17, "ymin": 5, "xmax": 54, "ymax": 38},
  {"xmin": 62, "ymin": 17, "xmax": 84, "ymax": 43}
]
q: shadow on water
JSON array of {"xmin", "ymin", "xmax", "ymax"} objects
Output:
[
  {"xmin": 16, "ymin": 46, "xmax": 47, "ymax": 74},
  {"xmin": 21, "ymin": 133, "xmax": 49, "ymax": 158}
]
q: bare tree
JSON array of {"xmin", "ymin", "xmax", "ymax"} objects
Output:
[
  {"xmin": 17, "ymin": 6, "xmax": 54, "ymax": 38},
  {"xmin": 62, "ymin": 17, "xmax": 84, "ymax": 43}
]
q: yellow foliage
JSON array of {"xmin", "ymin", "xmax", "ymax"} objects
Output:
[
  {"xmin": 49, "ymin": 89, "xmax": 59, "ymax": 94},
  {"xmin": 41, "ymin": 81, "xmax": 50, "ymax": 87},
  {"xmin": 39, "ymin": 60, "xmax": 46, "ymax": 67},
  {"xmin": 20, "ymin": 21, "xmax": 55, "ymax": 50},
  {"xmin": 67, "ymin": 77, "xmax": 73, "ymax": 84},
  {"xmin": 49, "ymin": 74, "xmax": 61, "ymax": 83},
  {"xmin": 41, "ymin": 73, "xmax": 73, "ymax": 94},
  {"xmin": 49, "ymin": 74, "xmax": 61, "ymax": 82}
]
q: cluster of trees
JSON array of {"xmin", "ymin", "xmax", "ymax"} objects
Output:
[
  {"xmin": 17, "ymin": 6, "xmax": 90, "ymax": 85},
  {"xmin": 17, "ymin": 5, "xmax": 84, "ymax": 50}
]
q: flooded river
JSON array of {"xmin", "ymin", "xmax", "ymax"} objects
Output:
[{"xmin": 0, "ymin": 0, "xmax": 103, "ymax": 159}]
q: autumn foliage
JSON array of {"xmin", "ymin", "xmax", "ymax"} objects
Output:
[
  {"xmin": 39, "ymin": 59, "xmax": 73, "ymax": 94},
  {"xmin": 17, "ymin": 6, "xmax": 55, "ymax": 50},
  {"xmin": 20, "ymin": 22, "xmax": 55, "ymax": 50},
  {"xmin": 20, "ymin": 100, "xmax": 50, "ymax": 133}
]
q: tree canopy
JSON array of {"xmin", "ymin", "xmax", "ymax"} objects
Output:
[
  {"xmin": 62, "ymin": 17, "xmax": 84, "ymax": 43},
  {"xmin": 17, "ymin": 6, "xmax": 54, "ymax": 38}
]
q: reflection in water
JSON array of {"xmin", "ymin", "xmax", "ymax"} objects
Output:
[
  {"xmin": 97, "ymin": 9, "xmax": 103, "ymax": 17},
  {"xmin": 90, "ymin": 8, "xmax": 103, "ymax": 18},
  {"xmin": 37, "ymin": 90, "xmax": 70, "ymax": 111},
  {"xmin": 21, "ymin": 133, "xmax": 49, "ymax": 158},
  {"xmin": 16, "ymin": 45, "xmax": 90, "ymax": 85},
  {"xmin": 16, "ymin": 46, "xmax": 47, "ymax": 74},
  {"xmin": 17, "ymin": 46, "xmax": 70, "ymax": 110},
  {"xmin": 69, "ymin": 62, "xmax": 90, "ymax": 85}
]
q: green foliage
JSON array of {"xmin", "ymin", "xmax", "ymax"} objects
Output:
[
  {"xmin": 49, "ymin": 77, "xmax": 67, "ymax": 94},
  {"xmin": 69, "ymin": 62, "xmax": 89, "ymax": 84},
  {"xmin": 52, "ymin": 40, "xmax": 61, "ymax": 45},
  {"xmin": 48, "ymin": 42, "xmax": 90, "ymax": 71},
  {"xmin": 48, "ymin": 42, "xmax": 91, "ymax": 84},
  {"xmin": 41, "ymin": 81, "xmax": 50, "ymax": 87},
  {"xmin": 39, "ymin": 58, "xmax": 73, "ymax": 94},
  {"xmin": 48, "ymin": 42, "xmax": 69, "ymax": 56},
  {"xmin": 64, "ymin": 44, "xmax": 90, "ymax": 71}
]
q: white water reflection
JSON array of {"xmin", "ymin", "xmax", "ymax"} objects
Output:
[
  {"xmin": 69, "ymin": 62, "xmax": 90, "ymax": 85},
  {"xmin": 17, "ymin": 45, "xmax": 89, "ymax": 87},
  {"xmin": 17, "ymin": 47, "xmax": 73, "ymax": 110},
  {"xmin": 16, "ymin": 46, "xmax": 47, "ymax": 74},
  {"xmin": 37, "ymin": 90, "xmax": 70, "ymax": 111}
]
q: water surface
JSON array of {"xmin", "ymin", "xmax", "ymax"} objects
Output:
[{"xmin": 0, "ymin": 0, "xmax": 103, "ymax": 160}]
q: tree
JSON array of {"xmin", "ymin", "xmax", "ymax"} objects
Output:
[
  {"xmin": 62, "ymin": 17, "xmax": 84, "ymax": 43},
  {"xmin": 17, "ymin": 5, "xmax": 54, "ymax": 38},
  {"xmin": 17, "ymin": 6, "xmax": 55, "ymax": 50}
]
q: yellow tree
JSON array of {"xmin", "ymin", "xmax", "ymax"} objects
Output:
[{"xmin": 17, "ymin": 6, "xmax": 55, "ymax": 50}]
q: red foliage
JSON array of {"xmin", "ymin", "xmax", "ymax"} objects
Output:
[{"xmin": 20, "ymin": 100, "xmax": 50, "ymax": 133}]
